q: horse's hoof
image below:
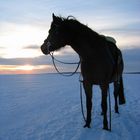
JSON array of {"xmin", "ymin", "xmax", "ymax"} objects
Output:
[
  {"xmin": 83, "ymin": 124, "xmax": 91, "ymax": 128},
  {"xmin": 115, "ymin": 108, "xmax": 119, "ymax": 114},
  {"xmin": 119, "ymin": 100, "xmax": 126, "ymax": 105},
  {"xmin": 115, "ymin": 111, "xmax": 119, "ymax": 114},
  {"xmin": 103, "ymin": 126, "xmax": 109, "ymax": 131}
]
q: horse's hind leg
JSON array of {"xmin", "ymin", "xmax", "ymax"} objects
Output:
[
  {"xmin": 113, "ymin": 81, "xmax": 119, "ymax": 113},
  {"xmin": 100, "ymin": 84, "xmax": 109, "ymax": 130},
  {"xmin": 83, "ymin": 81, "xmax": 92, "ymax": 128}
]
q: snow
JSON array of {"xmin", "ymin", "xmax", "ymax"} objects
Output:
[{"xmin": 0, "ymin": 73, "xmax": 140, "ymax": 140}]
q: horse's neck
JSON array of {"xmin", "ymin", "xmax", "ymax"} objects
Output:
[
  {"xmin": 70, "ymin": 40, "xmax": 97, "ymax": 60},
  {"xmin": 66, "ymin": 23, "xmax": 106, "ymax": 60},
  {"xmin": 71, "ymin": 39, "xmax": 112, "ymax": 65}
]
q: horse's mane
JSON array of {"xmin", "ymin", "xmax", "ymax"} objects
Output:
[
  {"xmin": 59, "ymin": 16, "xmax": 99, "ymax": 39},
  {"xmin": 54, "ymin": 15, "xmax": 106, "ymax": 47}
]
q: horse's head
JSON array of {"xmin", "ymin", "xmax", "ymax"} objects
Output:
[{"xmin": 41, "ymin": 14, "xmax": 67, "ymax": 55}]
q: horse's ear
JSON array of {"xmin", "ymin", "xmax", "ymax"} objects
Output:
[
  {"xmin": 52, "ymin": 13, "xmax": 59, "ymax": 23},
  {"xmin": 52, "ymin": 13, "xmax": 62, "ymax": 25},
  {"xmin": 52, "ymin": 13, "xmax": 57, "ymax": 21}
]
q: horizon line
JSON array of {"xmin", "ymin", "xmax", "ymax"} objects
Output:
[{"xmin": 0, "ymin": 71, "xmax": 140, "ymax": 76}]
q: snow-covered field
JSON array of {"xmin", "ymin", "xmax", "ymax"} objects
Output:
[{"xmin": 0, "ymin": 73, "xmax": 140, "ymax": 140}]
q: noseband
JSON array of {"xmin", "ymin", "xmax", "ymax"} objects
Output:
[{"xmin": 46, "ymin": 41, "xmax": 51, "ymax": 54}]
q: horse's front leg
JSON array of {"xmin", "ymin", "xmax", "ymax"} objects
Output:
[
  {"xmin": 83, "ymin": 81, "xmax": 92, "ymax": 128},
  {"xmin": 100, "ymin": 84, "xmax": 109, "ymax": 130}
]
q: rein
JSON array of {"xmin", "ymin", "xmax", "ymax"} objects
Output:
[
  {"xmin": 49, "ymin": 52, "xmax": 112, "ymax": 131},
  {"xmin": 108, "ymin": 86, "xmax": 112, "ymax": 131},
  {"xmin": 49, "ymin": 52, "xmax": 81, "ymax": 76},
  {"xmin": 49, "ymin": 52, "xmax": 86, "ymax": 123}
]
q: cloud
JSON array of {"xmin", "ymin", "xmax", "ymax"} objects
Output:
[
  {"xmin": 0, "ymin": 55, "xmax": 50, "ymax": 65},
  {"xmin": 0, "ymin": 22, "xmax": 47, "ymax": 47},
  {"xmin": 0, "ymin": 21, "xmax": 49, "ymax": 59},
  {"xmin": 0, "ymin": 48, "xmax": 79, "ymax": 66},
  {"xmin": 4, "ymin": 47, "xmax": 140, "ymax": 74},
  {"xmin": 23, "ymin": 45, "xmax": 40, "ymax": 49},
  {"xmin": 0, "ymin": 46, "xmax": 5, "ymax": 48},
  {"xmin": 0, "ymin": 47, "xmax": 140, "ymax": 73}
]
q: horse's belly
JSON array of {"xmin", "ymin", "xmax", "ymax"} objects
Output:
[{"xmin": 81, "ymin": 61, "xmax": 113, "ymax": 84}]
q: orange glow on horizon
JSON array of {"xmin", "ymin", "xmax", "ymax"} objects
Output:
[
  {"xmin": 15, "ymin": 65, "xmax": 34, "ymax": 71},
  {"xmin": 0, "ymin": 65, "xmax": 52, "ymax": 74}
]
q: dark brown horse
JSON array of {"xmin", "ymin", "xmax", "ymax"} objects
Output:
[{"xmin": 41, "ymin": 14, "xmax": 125, "ymax": 130}]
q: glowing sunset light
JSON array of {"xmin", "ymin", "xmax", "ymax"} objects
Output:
[
  {"xmin": 16, "ymin": 65, "xmax": 34, "ymax": 71},
  {"xmin": 0, "ymin": 65, "xmax": 34, "ymax": 71},
  {"xmin": 0, "ymin": 65, "xmax": 52, "ymax": 74}
]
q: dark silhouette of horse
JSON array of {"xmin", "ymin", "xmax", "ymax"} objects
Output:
[{"xmin": 41, "ymin": 14, "xmax": 126, "ymax": 130}]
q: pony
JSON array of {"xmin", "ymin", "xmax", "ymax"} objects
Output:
[{"xmin": 41, "ymin": 14, "xmax": 125, "ymax": 130}]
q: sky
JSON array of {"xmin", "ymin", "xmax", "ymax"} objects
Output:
[{"xmin": 0, "ymin": 0, "xmax": 140, "ymax": 74}]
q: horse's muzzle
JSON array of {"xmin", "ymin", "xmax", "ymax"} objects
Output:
[{"xmin": 41, "ymin": 42, "xmax": 51, "ymax": 55}]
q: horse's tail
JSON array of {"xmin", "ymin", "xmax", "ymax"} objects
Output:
[
  {"xmin": 116, "ymin": 49, "xmax": 125, "ymax": 105},
  {"xmin": 118, "ymin": 76, "xmax": 126, "ymax": 105}
]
